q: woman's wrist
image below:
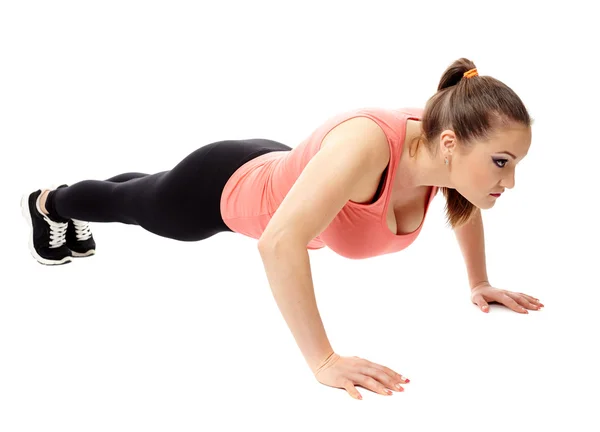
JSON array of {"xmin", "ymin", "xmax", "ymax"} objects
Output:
[{"xmin": 312, "ymin": 350, "xmax": 339, "ymax": 376}]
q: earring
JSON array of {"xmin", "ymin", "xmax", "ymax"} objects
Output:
[{"xmin": 444, "ymin": 157, "xmax": 449, "ymax": 165}]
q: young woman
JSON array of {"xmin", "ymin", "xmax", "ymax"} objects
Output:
[{"xmin": 21, "ymin": 57, "xmax": 543, "ymax": 399}]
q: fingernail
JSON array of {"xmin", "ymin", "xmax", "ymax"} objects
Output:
[{"xmin": 396, "ymin": 383, "xmax": 402, "ymax": 389}]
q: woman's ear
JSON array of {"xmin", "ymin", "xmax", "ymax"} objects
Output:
[{"xmin": 439, "ymin": 129, "xmax": 457, "ymax": 157}]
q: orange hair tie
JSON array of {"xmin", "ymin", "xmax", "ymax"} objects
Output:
[{"xmin": 463, "ymin": 68, "xmax": 478, "ymax": 79}]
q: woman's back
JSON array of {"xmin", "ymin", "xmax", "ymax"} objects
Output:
[{"xmin": 219, "ymin": 106, "xmax": 438, "ymax": 259}]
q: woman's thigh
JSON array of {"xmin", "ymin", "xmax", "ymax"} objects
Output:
[{"xmin": 142, "ymin": 138, "xmax": 292, "ymax": 241}]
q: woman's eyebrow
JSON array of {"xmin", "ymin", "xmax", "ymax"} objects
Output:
[{"xmin": 497, "ymin": 151, "xmax": 517, "ymax": 159}]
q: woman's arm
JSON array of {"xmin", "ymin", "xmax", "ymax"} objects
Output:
[
  {"xmin": 258, "ymin": 238, "xmax": 333, "ymax": 372},
  {"xmin": 257, "ymin": 117, "xmax": 390, "ymax": 372},
  {"xmin": 453, "ymin": 207, "xmax": 545, "ymax": 314},
  {"xmin": 453, "ymin": 207, "xmax": 489, "ymax": 290}
]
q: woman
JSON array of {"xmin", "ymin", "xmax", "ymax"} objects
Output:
[{"xmin": 21, "ymin": 57, "xmax": 543, "ymax": 399}]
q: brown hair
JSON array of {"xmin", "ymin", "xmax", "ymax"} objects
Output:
[{"xmin": 418, "ymin": 58, "xmax": 532, "ymax": 228}]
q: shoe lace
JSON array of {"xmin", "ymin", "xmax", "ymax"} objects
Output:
[
  {"xmin": 43, "ymin": 214, "xmax": 68, "ymax": 248},
  {"xmin": 72, "ymin": 219, "xmax": 92, "ymax": 241}
]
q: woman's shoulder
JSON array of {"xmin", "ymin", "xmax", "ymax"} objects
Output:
[{"xmin": 319, "ymin": 115, "xmax": 390, "ymax": 161}]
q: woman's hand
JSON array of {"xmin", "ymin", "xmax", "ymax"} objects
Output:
[
  {"xmin": 313, "ymin": 352, "xmax": 409, "ymax": 399},
  {"xmin": 471, "ymin": 282, "xmax": 544, "ymax": 313}
]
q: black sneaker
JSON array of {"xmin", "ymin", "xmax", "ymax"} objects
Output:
[
  {"xmin": 21, "ymin": 189, "xmax": 72, "ymax": 265},
  {"xmin": 49, "ymin": 184, "xmax": 97, "ymax": 258},
  {"xmin": 66, "ymin": 218, "xmax": 96, "ymax": 257}
]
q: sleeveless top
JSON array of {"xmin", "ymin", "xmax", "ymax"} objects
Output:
[{"xmin": 219, "ymin": 107, "xmax": 438, "ymax": 259}]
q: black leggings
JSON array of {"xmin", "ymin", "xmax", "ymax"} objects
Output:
[{"xmin": 45, "ymin": 138, "xmax": 292, "ymax": 241}]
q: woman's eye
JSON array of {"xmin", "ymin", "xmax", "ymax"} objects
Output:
[{"xmin": 493, "ymin": 158, "xmax": 508, "ymax": 168}]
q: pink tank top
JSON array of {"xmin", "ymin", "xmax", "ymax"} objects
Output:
[{"xmin": 219, "ymin": 107, "xmax": 438, "ymax": 259}]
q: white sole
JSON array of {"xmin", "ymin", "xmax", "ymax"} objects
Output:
[
  {"xmin": 21, "ymin": 193, "xmax": 73, "ymax": 266},
  {"xmin": 71, "ymin": 249, "xmax": 96, "ymax": 258}
]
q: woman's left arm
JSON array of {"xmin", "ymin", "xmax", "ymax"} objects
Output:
[{"xmin": 453, "ymin": 208, "xmax": 544, "ymax": 313}]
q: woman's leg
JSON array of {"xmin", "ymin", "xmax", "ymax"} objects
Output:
[
  {"xmin": 23, "ymin": 138, "xmax": 292, "ymax": 265},
  {"xmin": 42, "ymin": 138, "xmax": 292, "ymax": 242},
  {"xmin": 37, "ymin": 172, "xmax": 151, "ymax": 221},
  {"xmin": 104, "ymin": 172, "xmax": 150, "ymax": 183}
]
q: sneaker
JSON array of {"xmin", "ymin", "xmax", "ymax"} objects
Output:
[
  {"xmin": 21, "ymin": 189, "xmax": 72, "ymax": 265},
  {"xmin": 49, "ymin": 184, "xmax": 96, "ymax": 258},
  {"xmin": 66, "ymin": 219, "xmax": 96, "ymax": 257}
]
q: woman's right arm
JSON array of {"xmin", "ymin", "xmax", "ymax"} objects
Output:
[{"xmin": 257, "ymin": 117, "xmax": 390, "ymax": 373}]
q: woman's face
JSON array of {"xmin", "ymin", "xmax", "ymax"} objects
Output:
[{"xmin": 448, "ymin": 122, "xmax": 532, "ymax": 209}]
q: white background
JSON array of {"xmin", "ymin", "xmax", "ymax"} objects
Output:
[{"xmin": 1, "ymin": 0, "xmax": 599, "ymax": 431}]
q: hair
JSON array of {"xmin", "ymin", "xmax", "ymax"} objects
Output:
[{"xmin": 418, "ymin": 58, "xmax": 533, "ymax": 229}]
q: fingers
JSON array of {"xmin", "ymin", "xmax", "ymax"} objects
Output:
[
  {"xmin": 472, "ymin": 293, "xmax": 490, "ymax": 313},
  {"xmin": 506, "ymin": 292, "xmax": 541, "ymax": 311},
  {"xmin": 517, "ymin": 293, "xmax": 545, "ymax": 308},
  {"xmin": 360, "ymin": 365, "xmax": 406, "ymax": 392},
  {"xmin": 345, "ymin": 358, "xmax": 409, "ymax": 398},
  {"xmin": 369, "ymin": 362, "xmax": 410, "ymax": 385},
  {"xmin": 500, "ymin": 293, "xmax": 528, "ymax": 313},
  {"xmin": 351, "ymin": 373, "xmax": 394, "ymax": 396},
  {"xmin": 357, "ymin": 357, "xmax": 409, "ymax": 389},
  {"xmin": 343, "ymin": 380, "xmax": 363, "ymax": 400}
]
